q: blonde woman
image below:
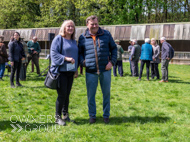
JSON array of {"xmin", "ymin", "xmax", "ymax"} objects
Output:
[
  {"xmin": 150, "ymin": 38, "xmax": 160, "ymax": 79},
  {"xmin": 50, "ymin": 20, "xmax": 78, "ymax": 126}
]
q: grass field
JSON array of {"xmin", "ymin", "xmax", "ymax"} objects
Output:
[{"xmin": 0, "ymin": 60, "xmax": 190, "ymax": 142}]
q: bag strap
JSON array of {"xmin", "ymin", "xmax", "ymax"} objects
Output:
[
  {"xmin": 57, "ymin": 36, "xmax": 63, "ymax": 72},
  {"xmin": 60, "ymin": 36, "xmax": 63, "ymax": 54}
]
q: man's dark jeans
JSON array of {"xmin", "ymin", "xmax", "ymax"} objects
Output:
[
  {"xmin": 27, "ymin": 54, "xmax": 40, "ymax": 74},
  {"xmin": 113, "ymin": 60, "xmax": 123, "ymax": 76},
  {"xmin": 139, "ymin": 60, "xmax": 150, "ymax": 80}
]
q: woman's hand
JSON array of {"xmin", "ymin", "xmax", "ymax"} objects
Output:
[
  {"xmin": 11, "ymin": 62, "xmax": 14, "ymax": 66},
  {"xmin": 21, "ymin": 57, "xmax": 25, "ymax": 60},
  {"xmin": 65, "ymin": 57, "xmax": 75, "ymax": 64},
  {"xmin": 74, "ymin": 70, "xmax": 78, "ymax": 78}
]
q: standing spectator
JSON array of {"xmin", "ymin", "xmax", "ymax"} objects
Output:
[
  {"xmin": 130, "ymin": 39, "xmax": 141, "ymax": 77},
  {"xmin": 150, "ymin": 38, "xmax": 160, "ymax": 80},
  {"xmin": 138, "ymin": 38, "xmax": 153, "ymax": 81},
  {"xmin": 113, "ymin": 40, "xmax": 124, "ymax": 77},
  {"xmin": 159, "ymin": 37, "xmax": 174, "ymax": 83},
  {"xmin": 0, "ymin": 36, "xmax": 8, "ymax": 81},
  {"xmin": 128, "ymin": 40, "xmax": 133, "ymax": 75},
  {"xmin": 78, "ymin": 15, "xmax": 117, "ymax": 124},
  {"xmin": 50, "ymin": 20, "xmax": 78, "ymax": 126},
  {"xmin": 8, "ymin": 32, "xmax": 26, "ymax": 87},
  {"xmin": 26, "ymin": 36, "xmax": 41, "ymax": 74},
  {"xmin": 19, "ymin": 38, "xmax": 28, "ymax": 81}
]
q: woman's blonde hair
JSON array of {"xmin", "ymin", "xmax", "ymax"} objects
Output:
[
  {"xmin": 151, "ymin": 38, "xmax": 158, "ymax": 46},
  {"xmin": 59, "ymin": 20, "xmax": 76, "ymax": 40}
]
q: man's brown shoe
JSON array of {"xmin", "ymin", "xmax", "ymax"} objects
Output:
[
  {"xmin": 159, "ymin": 80, "xmax": 165, "ymax": 83},
  {"xmin": 89, "ymin": 118, "xmax": 96, "ymax": 124},
  {"xmin": 165, "ymin": 80, "xmax": 168, "ymax": 82},
  {"xmin": 104, "ymin": 118, "xmax": 109, "ymax": 124}
]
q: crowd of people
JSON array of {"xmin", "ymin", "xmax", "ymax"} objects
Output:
[
  {"xmin": 123, "ymin": 37, "xmax": 174, "ymax": 82},
  {"xmin": 0, "ymin": 15, "xmax": 175, "ymax": 126},
  {"xmin": 113, "ymin": 36, "xmax": 174, "ymax": 82},
  {"xmin": 0, "ymin": 34, "xmax": 41, "ymax": 86}
]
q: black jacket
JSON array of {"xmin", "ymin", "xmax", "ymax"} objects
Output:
[{"xmin": 8, "ymin": 40, "xmax": 26, "ymax": 62}]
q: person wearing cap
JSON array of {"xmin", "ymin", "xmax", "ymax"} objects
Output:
[
  {"xmin": 138, "ymin": 38, "xmax": 154, "ymax": 81},
  {"xmin": 78, "ymin": 15, "xmax": 117, "ymax": 124},
  {"xmin": 130, "ymin": 39, "xmax": 141, "ymax": 77},
  {"xmin": 26, "ymin": 36, "xmax": 41, "ymax": 74},
  {"xmin": 128, "ymin": 40, "xmax": 133, "ymax": 75},
  {"xmin": 113, "ymin": 40, "xmax": 124, "ymax": 77},
  {"xmin": 159, "ymin": 37, "xmax": 174, "ymax": 83}
]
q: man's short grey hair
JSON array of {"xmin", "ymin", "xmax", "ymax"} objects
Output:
[
  {"xmin": 132, "ymin": 39, "xmax": 137, "ymax": 44},
  {"xmin": 145, "ymin": 38, "xmax": 150, "ymax": 43},
  {"xmin": 160, "ymin": 37, "xmax": 166, "ymax": 41},
  {"xmin": 86, "ymin": 15, "xmax": 98, "ymax": 24}
]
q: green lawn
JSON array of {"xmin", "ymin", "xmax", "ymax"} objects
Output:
[{"xmin": 0, "ymin": 60, "xmax": 190, "ymax": 142}]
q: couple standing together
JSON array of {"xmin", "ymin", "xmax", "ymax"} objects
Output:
[{"xmin": 50, "ymin": 15, "xmax": 117, "ymax": 126}]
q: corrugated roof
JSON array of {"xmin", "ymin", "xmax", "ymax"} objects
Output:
[
  {"xmin": 0, "ymin": 23, "xmax": 189, "ymax": 41},
  {"xmin": 3, "ymin": 30, "xmax": 15, "ymax": 41}
]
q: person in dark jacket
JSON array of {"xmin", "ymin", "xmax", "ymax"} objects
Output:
[
  {"xmin": 50, "ymin": 20, "xmax": 78, "ymax": 126},
  {"xmin": 78, "ymin": 15, "xmax": 117, "ymax": 124},
  {"xmin": 138, "ymin": 38, "xmax": 154, "ymax": 81},
  {"xmin": 150, "ymin": 38, "xmax": 160, "ymax": 80},
  {"xmin": 0, "ymin": 36, "xmax": 8, "ymax": 80},
  {"xmin": 130, "ymin": 39, "xmax": 141, "ymax": 77},
  {"xmin": 113, "ymin": 40, "xmax": 124, "ymax": 77},
  {"xmin": 159, "ymin": 37, "xmax": 174, "ymax": 83},
  {"xmin": 8, "ymin": 32, "xmax": 26, "ymax": 88},
  {"xmin": 26, "ymin": 36, "xmax": 41, "ymax": 74}
]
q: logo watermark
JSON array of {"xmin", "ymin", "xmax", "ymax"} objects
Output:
[{"xmin": 10, "ymin": 115, "xmax": 60, "ymax": 133}]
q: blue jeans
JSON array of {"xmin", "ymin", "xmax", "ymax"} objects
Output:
[
  {"xmin": 86, "ymin": 70, "xmax": 111, "ymax": 118},
  {"xmin": 0, "ymin": 63, "xmax": 5, "ymax": 78}
]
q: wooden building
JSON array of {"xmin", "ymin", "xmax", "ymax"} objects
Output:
[{"xmin": 0, "ymin": 22, "xmax": 189, "ymax": 64}]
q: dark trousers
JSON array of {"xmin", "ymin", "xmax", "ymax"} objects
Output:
[
  {"xmin": 113, "ymin": 60, "xmax": 123, "ymax": 76},
  {"xmin": 129, "ymin": 56, "xmax": 132, "ymax": 75},
  {"xmin": 161, "ymin": 59, "xmax": 170, "ymax": 81},
  {"xmin": 80, "ymin": 64, "xmax": 83, "ymax": 75},
  {"xmin": 150, "ymin": 63, "xmax": 160, "ymax": 79},
  {"xmin": 27, "ymin": 54, "xmax": 40, "ymax": 74},
  {"xmin": 10, "ymin": 60, "xmax": 22, "ymax": 85},
  {"xmin": 56, "ymin": 72, "xmax": 74, "ymax": 117},
  {"xmin": 139, "ymin": 60, "xmax": 150, "ymax": 79},
  {"xmin": 20, "ymin": 63, "xmax": 26, "ymax": 80},
  {"xmin": 131, "ymin": 59, "xmax": 139, "ymax": 76}
]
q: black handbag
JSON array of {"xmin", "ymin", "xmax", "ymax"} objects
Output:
[
  {"xmin": 44, "ymin": 70, "xmax": 60, "ymax": 89},
  {"xmin": 44, "ymin": 36, "xmax": 63, "ymax": 89}
]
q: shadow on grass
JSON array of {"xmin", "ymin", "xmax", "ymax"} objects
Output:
[
  {"xmin": 169, "ymin": 76, "xmax": 180, "ymax": 79},
  {"xmin": 23, "ymin": 85, "xmax": 47, "ymax": 89},
  {"xmin": 26, "ymin": 77, "xmax": 46, "ymax": 81},
  {"xmin": 168, "ymin": 79, "xmax": 190, "ymax": 84},
  {"xmin": 74, "ymin": 115, "xmax": 170, "ymax": 125}
]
